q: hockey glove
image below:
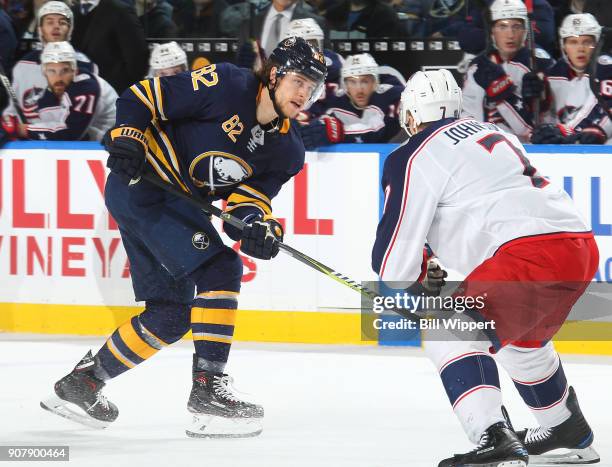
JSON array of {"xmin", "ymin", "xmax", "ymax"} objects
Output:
[
  {"xmin": 472, "ymin": 55, "xmax": 515, "ymax": 102},
  {"xmin": 1, "ymin": 115, "xmax": 28, "ymax": 139},
  {"xmin": 104, "ymin": 126, "xmax": 147, "ymax": 181},
  {"xmin": 521, "ymin": 71, "xmax": 544, "ymax": 101},
  {"xmin": 578, "ymin": 126, "xmax": 607, "ymax": 144},
  {"xmin": 299, "ymin": 116, "xmax": 344, "ymax": 150},
  {"xmin": 406, "ymin": 259, "xmax": 448, "ymax": 297},
  {"xmin": 240, "ymin": 215, "xmax": 284, "ymax": 260},
  {"xmin": 530, "ymin": 123, "xmax": 579, "ymax": 144}
]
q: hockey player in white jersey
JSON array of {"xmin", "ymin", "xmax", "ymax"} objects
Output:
[
  {"xmin": 300, "ymin": 53, "xmax": 403, "ymax": 148},
  {"xmin": 148, "ymin": 41, "xmax": 188, "ymax": 78},
  {"xmin": 531, "ymin": 14, "xmax": 612, "ymax": 145},
  {"xmin": 2, "ymin": 1, "xmax": 99, "ymax": 123},
  {"xmin": 462, "ymin": 0, "xmax": 553, "ymax": 142},
  {"xmin": 2, "ymin": 42, "xmax": 116, "ymax": 141},
  {"xmin": 372, "ymin": 69, "xmax": 600, "ymax": 466}
]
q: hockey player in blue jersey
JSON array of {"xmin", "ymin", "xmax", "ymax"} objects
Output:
[
  {"xmin": 41, "ymin": 37, "xmax": 327, "ymax": 438},
  {"xmin": 3, "ymin": 42, "xmax": 117, "ymax": 141},
  {"xmin": 300, "ymin": 53, "xmax": 403, "ymax": 149},
  {"xmin": 531, "ymin": 14, "xmax": 612, "ymax": 145}
]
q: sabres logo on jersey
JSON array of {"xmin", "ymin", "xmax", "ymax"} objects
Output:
[{"xmin": 189, "ymin": 151, "xmax": 253, "ymax": 190}]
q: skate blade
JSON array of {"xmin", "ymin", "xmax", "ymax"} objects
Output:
[
  {"xmin": 186, "ymin": 413, "xmax": 263, "ymax": 439},
  {"xmin": 40, "ymin": 395, "xmax": 110, "ymax": 430},
  {"xmin": 528, "ymin": 446, "xmax": 600, "ymax": 465},
  {"xmin": 462, "ymin": 461, "xmax": 527, "ymax": 467}
]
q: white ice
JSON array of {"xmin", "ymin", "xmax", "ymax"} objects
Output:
[{"xmin": 1, "ymin": 336, "xmax": 611, "ymax": 467}]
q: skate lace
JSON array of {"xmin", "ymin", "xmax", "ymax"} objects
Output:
[
  {"xmin": 89, "ymin": 392, "xmax": 110, "ymax": 411},
  {"xmin": 470, "ymin": 432, "xmax": 491, "ymax": 453},
  {"xmin": 213, "ymin": 375, "xmax": 240, "ymax": 403},
  {"xmin": 524, "ymin": 427, "xmax": 552, "ymax": 444}
]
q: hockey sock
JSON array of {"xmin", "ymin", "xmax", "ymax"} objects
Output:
[
  {"xmin": 496, "ymin": 342, "xmax": 571, "ymax": 428},
  {"xmin": 95, "ymin": 315, "xmax": 169, "ymax": 379},
  {"xmin": 191, "ymin": 291, "xmax": 239, "ymax": 374}
]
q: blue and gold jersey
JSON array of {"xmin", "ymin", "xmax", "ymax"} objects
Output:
[{"xmin": 115, "ymin": 63, "xmax": 305, "ymax": 231}]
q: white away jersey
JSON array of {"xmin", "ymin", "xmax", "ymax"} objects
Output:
[
  {"xmin": 372, "ymin": 118, "xmax": 589, "ymax": 282},
  {"xmin": 545, "ymin": 55, "xmax": 612, "ymax": 137}
]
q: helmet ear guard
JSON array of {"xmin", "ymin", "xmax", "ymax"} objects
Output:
[{"xmin": 400, "ymin": 69, "xmax": 462, "ymax": 136}]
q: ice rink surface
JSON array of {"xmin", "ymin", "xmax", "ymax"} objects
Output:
[{"xmin": 1, "ymin": 335, "xmax": 611, "ymax": 467}]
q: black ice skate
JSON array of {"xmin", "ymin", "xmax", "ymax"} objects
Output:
[
  {"xmin": 438, "ymin": 422, "xmax": 529, "ymax": 467},
  {"xmin": 516, "ymin": 386, "xmax": 600, "ymax": 465},
  {"xmin": 40, "ymin": 350, "xmax": 118, "ymax": 429},
  {"xmin": 186, "ymin": 355, "xmax": 263, "ymax": 438}
]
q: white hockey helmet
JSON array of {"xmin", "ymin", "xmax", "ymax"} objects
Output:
[
  {"xmin": 559, "ymin": 14, "xmax": 602, "ymax": 43},
  {"xmin": 150, "ymin": 42, "xmax": 188, "ymax": 71},
  {"xmin": 341, "ymin": 53, "xmax": 379, "ymax": 86},
  {"xmin": 37, "ymin": 1, "xmax": 74, "ymax": 41},
  {"xmin": 399, "ymin": 69, "xmax": 462, "ymax": 136},
  {"xmin": 41, "ymin": 41, "xmax": 77, "ymax": 70},
  {"xmin": 283, "ymin": 18, "xmax": 324, "ymax": 51},
  {"xmin": 489, "ymin": 0, "xmax": 528, "ymax": 24}
]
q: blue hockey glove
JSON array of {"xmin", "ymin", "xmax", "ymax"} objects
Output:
[
  {"xmin": 240, "ymin": 215, "xmax": 284, "ymax": 260},
  {"xmin": 472, "ymin": 55, "xmax": 515, "ymax": 102},
  {"xmin": 530, "ymin": 124, "xmax": 578, "ymax": 144},
  {"xmin": 521, "ymin": 71, "xmax": 544, "ymax": 100},
  {"xmin": 578, "ymin": 126, "xmax": 607, "ymax": 144},
  {"xmin": 104, "ymin": 126, "xmax": 147, "ymax": 181}
]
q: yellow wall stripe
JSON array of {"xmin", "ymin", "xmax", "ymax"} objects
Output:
[
  {"xmin": 191, "ymin": 307, "xmax": 237, "ymax": 326},
  {"xmin": 117, "ymin": 320, "xmax": 159, "ymax": 360},
  {"xmin": 2, "ymin": 303, "xmax": 611, "ymax": 354}
]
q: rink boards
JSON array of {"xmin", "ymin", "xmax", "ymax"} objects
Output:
[{"xmin": 0, "ymin": 142, "xmax": 611, "ymax": 354}]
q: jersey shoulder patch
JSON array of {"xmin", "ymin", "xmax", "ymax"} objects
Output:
[
  {"xmin": 598, "ymin": 55, "xmax": 612, "ymax": 66},
  {"xmin": 535, "ymin": 47, "xmax": 551, "ymax": 60}
]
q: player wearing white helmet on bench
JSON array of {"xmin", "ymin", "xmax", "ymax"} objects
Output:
[
  {"xmin": 2, "ymin": 1, "xmax": 98, "ymax": 123},
  {"xmin": 531, "ymin": 13, "xmax": 612, "ymax": 145},
  {"xmin": 300, "ymin": 53, "xmax": 403, "ymax": 148},
  {"xmin": 462, "ymin": 0, "xmax": 554, "ymax": 142},
  {"xmin": 148, "ymin": 41, "xmax": 189, "ymax": 78}
]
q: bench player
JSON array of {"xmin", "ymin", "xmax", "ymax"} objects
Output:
[
  {"xmin": 462, "ymin": 0, "xmax": 553, "ymax": 143},
  {"xmin": 300, "ymin": 53, "xmax": 403, "ymax": 148},
  {"xmin": 372, "ymin": 69, "xmax": 599, "ymax": 466},
  {"xmin": 3, "ymin": 42, "xmax": 116, "ymax": 141},
  {"xmin": 531, "ymin": 14, "xmax": 612, "ymax": 145},
  {"xmin": 41, "ymin": 37, "xmax": 327, "ymax": 438}
]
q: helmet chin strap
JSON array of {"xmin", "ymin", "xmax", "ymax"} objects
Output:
[{"xmin": 267, "ymin": 74, "xmax": 286, "ymax": 130}]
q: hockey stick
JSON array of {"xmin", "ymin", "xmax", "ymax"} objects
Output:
[
  {"xmin": 0, "ymin": 62, "xmax": 27, "ymax": 124},
  {"xmin": 137, "ymin": 173, "xmax": 414, "ymax": 317},
  {"xmin": 524, "ymin": 0, "xmax": 540, "ymax": 126}
]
